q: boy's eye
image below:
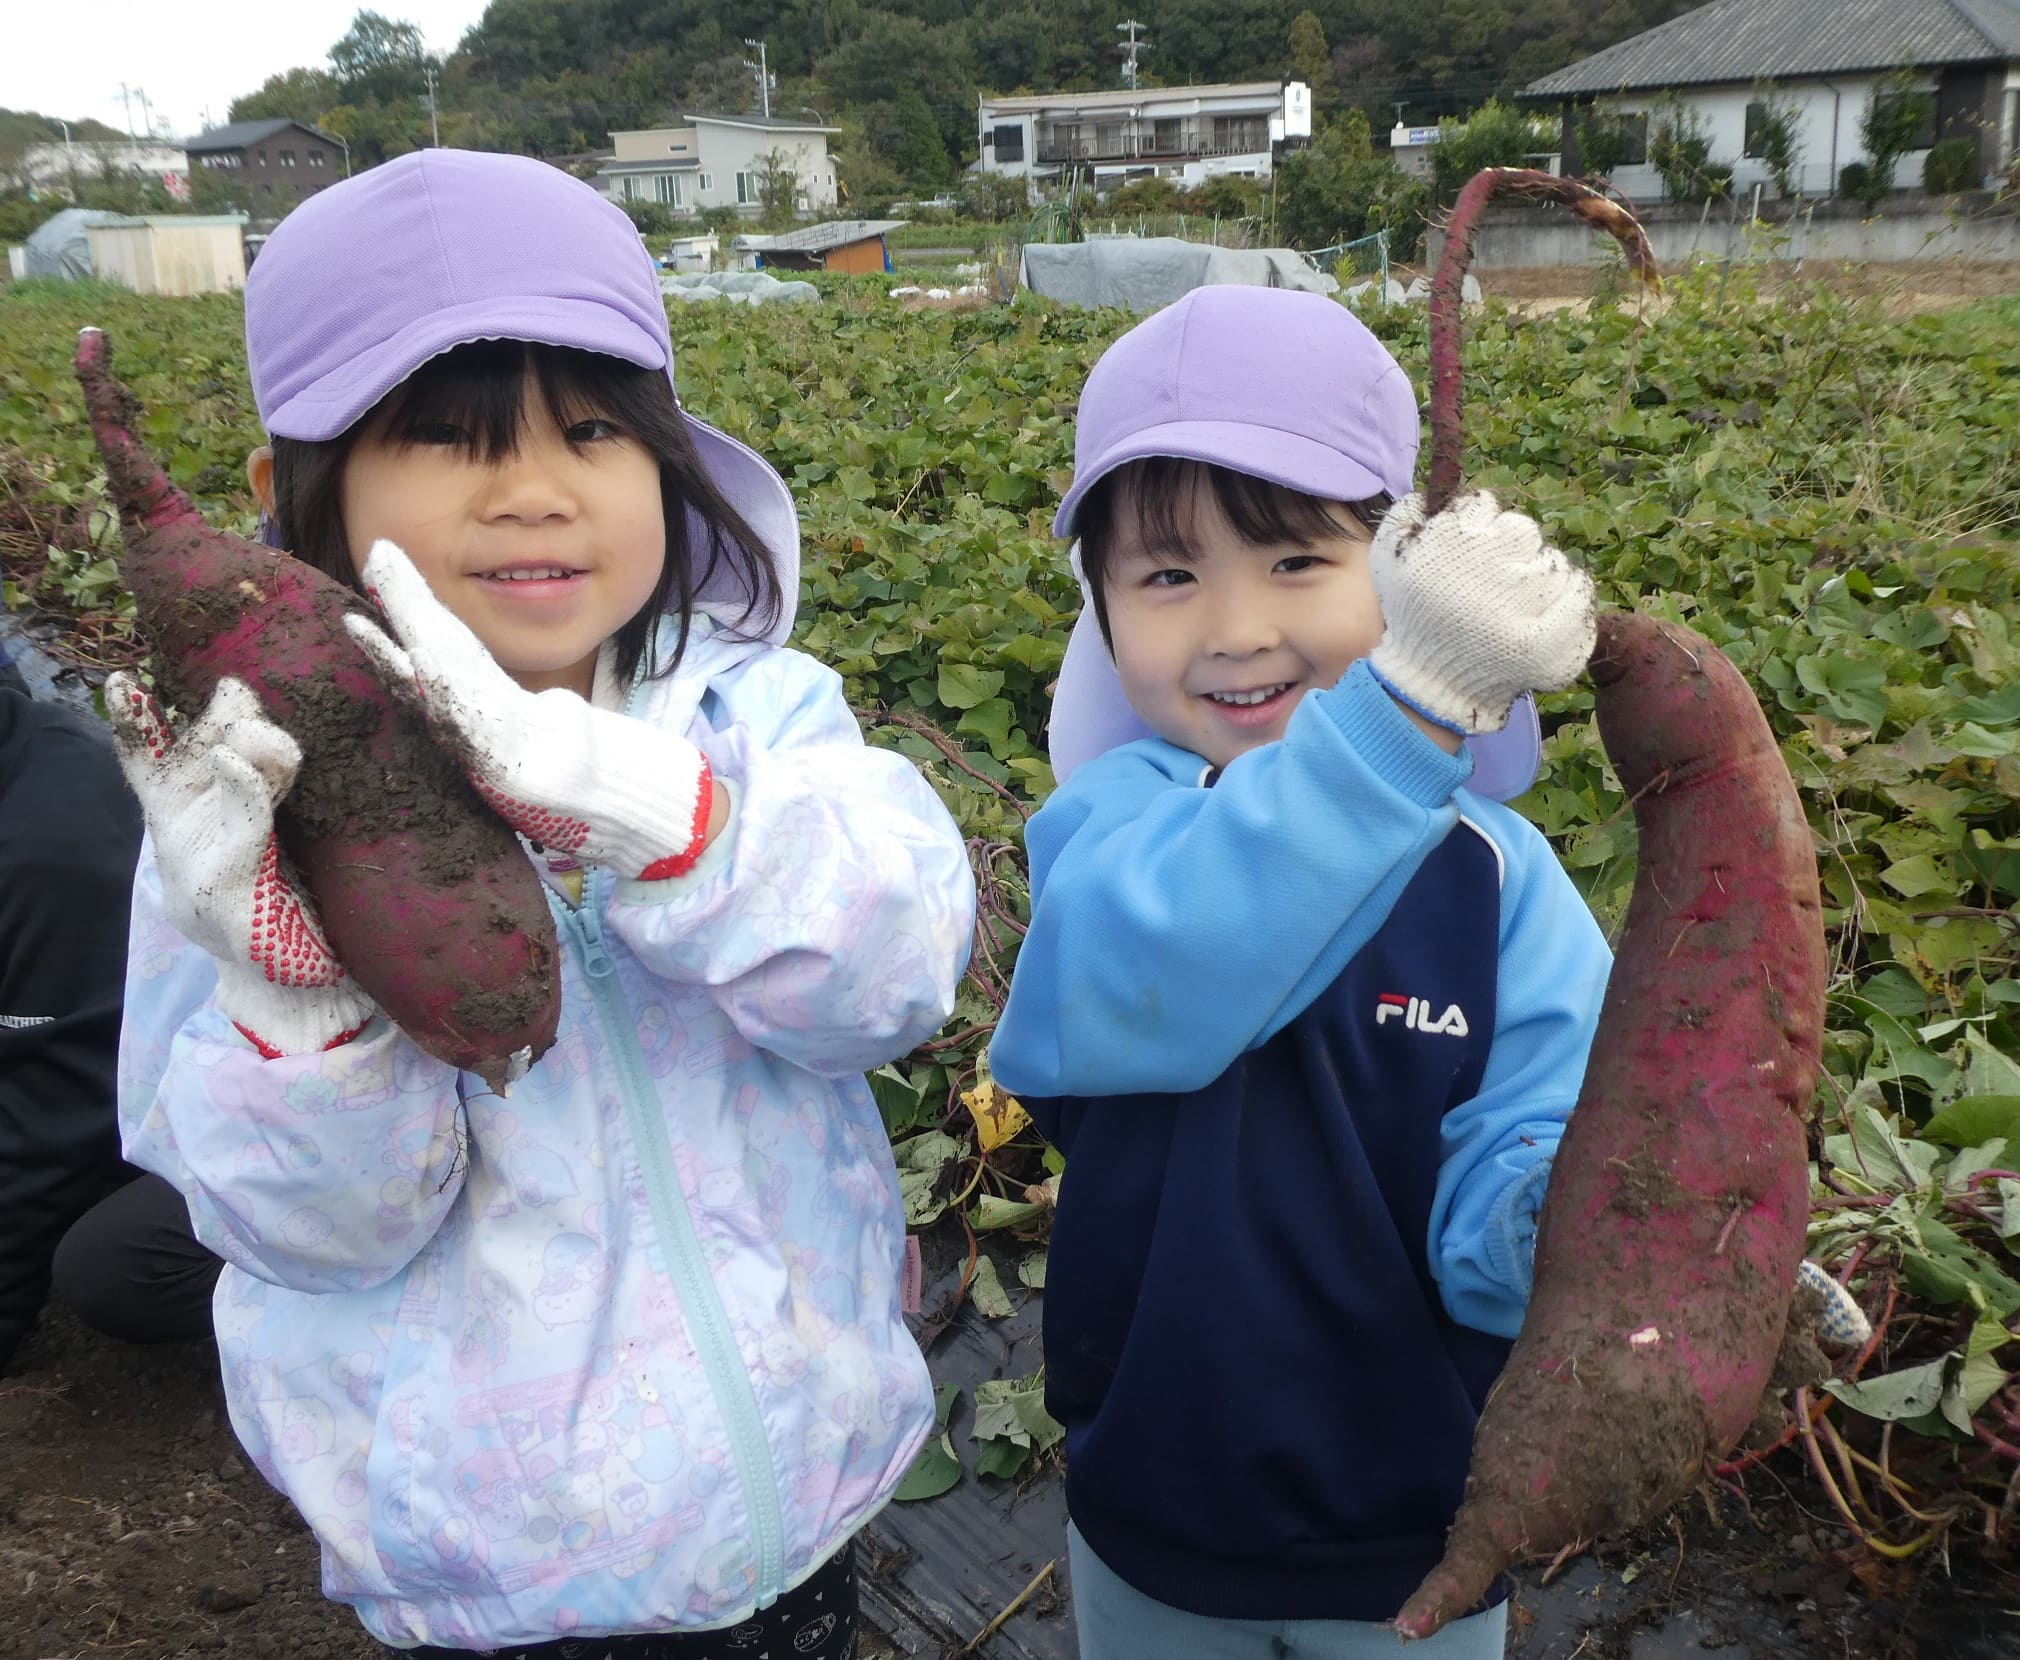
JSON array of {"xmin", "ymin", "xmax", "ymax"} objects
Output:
[{"xmin": 1276, "ymin": 554, "xmax": 1323, "ymax": 574}]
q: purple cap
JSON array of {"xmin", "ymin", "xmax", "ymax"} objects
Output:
[
  {"xmin": 1046, "ymin": 286, "xmax": 1541, "ymax": 799},
  {"xmin": 244, "ymin": 149, "xmax": 800, "ymax": 641}
]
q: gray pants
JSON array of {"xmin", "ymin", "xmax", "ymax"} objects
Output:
[{"xmin": 1067, "ymin": 1523, "xmax": 1509, "ymax": 1660}]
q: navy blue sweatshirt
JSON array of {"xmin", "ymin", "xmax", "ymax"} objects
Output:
[{"xmin": 991, "ymin": 667, "xmax": 1611, "ymax": 1620}]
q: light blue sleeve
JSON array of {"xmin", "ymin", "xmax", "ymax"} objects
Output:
[
  {"xmin": 605, "ymin": 646, "xmax": 975, "ymax": 1078},
  {"xmin": 989, "ymin": 662, "xmax": 1475, "ymax": 1099},
  {"xmin": 1427, "ymin": 800, "xmax": 1613, "ymax": 1337},
  {"xmin": 117, "ymin": 842, "xmax": 470, "ymax": 1294}
]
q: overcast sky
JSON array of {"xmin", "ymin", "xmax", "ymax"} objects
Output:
[{"xmin": 5, "ymin": 0, "xmax": 492, "ymax": 142}]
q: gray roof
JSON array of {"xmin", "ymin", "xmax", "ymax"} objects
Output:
[
  {"xmin": 185, "ymin": 118, "xmax": 337, "ymax": 151},
  {"xmin": 684, "ymin": 112, "xmax": 842, "ymax": 133},
  {"xmin": 1524, "ymin": 0, "xmax": 2020, "ymax": 96},
  {"xmin": 733, "ymin": 219, "xmax": 907, "ymax": 253}
]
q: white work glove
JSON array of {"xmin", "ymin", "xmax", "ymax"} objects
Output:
[
  {"xmin": 344, "ymin": 541, "xmax": 716, "ymax": 881},
  {"xmin": 1796, "ymin": 1258, "xmax": 1874, "ymax": 1352},
  {"xmin": 105, "ymin": 673, "xmax": 376, "ymax": 1058},
  {"xmin": 1367, "ymin": 491, "xmax": 1596, "ymax": 735}
]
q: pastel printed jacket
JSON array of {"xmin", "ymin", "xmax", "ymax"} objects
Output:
[{"xmin": 119, "ymin": 616, "xmax": 975, "ymax": 1650}]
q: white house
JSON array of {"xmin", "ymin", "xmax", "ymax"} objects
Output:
[
  {"xmin": 976, "ymin": 80, "xmax": 1311, "ymax": 191},
  {"xmin": 1523, "ymin": 0, "xmax": 2020, "ymax": 199},
  {"xmin": 13, "ymin": 140, "xmax": 189, "ymax": 197},
  {"xmin": 596, "ymin": 114, "xmax": 841, "ymax": 218}
]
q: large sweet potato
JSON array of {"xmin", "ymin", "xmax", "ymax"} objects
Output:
[
  {"xmin": 1395, "ymin": 611, "xmax": 1825, "ymax": 1636},
  {"xmin": 1393, "ymin": 172, "xmax": 1825, "ymax": 1638},
  {"xmin": 77, "ymin": 328, "xmax": 561, "ymax": 1092}
]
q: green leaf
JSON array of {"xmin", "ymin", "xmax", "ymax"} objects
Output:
[
  {"xmin": 893, "ymin": 1433, "xmax": 963, "ymax": 1501},
  {"xmin": 1920, "ymin": 1095, "xmax": 2020, "ymax": 1149},
  {"xmin": 969, "ymin": 1254, "xmax": 1016, "ymax": 1318},
  {"xmin": 1880, "ymin": 854, "xmax": 1952, "ymax": 898},
  {"xmin": 896, "ymin": 1131, "xmax": 963, "ymax": 1227},
  {"xmin": 1828, "ymin": 1357, "xmax": 1948, "ymax": 1421},
  {"xmin": 971, "ymin": 1193, "xmax": 1045, "ymax": 1231},
  {"xmin": 937, "ymin": 662, "xmax": 1005, "ymax": 710},
  {"xmin": 1017, "ymin": 1249, "xmax": 1048, "ymax": 1289},
  {"xmin": 973, "ymin": 1437, "xmax": 1030, "ymax": 1480}
]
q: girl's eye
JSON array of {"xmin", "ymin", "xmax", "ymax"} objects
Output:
[
  {"xmin": 566, "ymin": 418, "xmax": 622, "ymax": 444},
  {"xmin": 1276, "ymin": 554, "xmax": 1323, "ymax": 574},
  {"xmin": 1144, "ymin": 568, "xmax": 1194, "ymax": 588},
  {"xmin": 408, "ymin": 421, "xmax": 468, "ymax": 447}
]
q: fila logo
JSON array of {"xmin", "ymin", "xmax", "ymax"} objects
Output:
[{"xmin": 1376, "ymin": 993, "xmax": 1470, "ymax": 1037}]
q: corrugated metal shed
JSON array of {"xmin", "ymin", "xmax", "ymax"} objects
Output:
[{"xmin": 1524, "ymin": 0, "xmax": 2020, "ymax": 97}]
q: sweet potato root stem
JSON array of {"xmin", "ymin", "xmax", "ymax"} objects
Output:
[{"xmin": 1426, "ymin": 168, "xmax": 1660, "ymax": 515}]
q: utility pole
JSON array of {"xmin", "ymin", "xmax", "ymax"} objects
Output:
[
  {"xmin": 1115, "ymin": 20, "xmax": 1151, "ymax": 91},
  {"xmin": 118, "ymin": 82, "xmax": 137, "ymax": 137},
  {"xmin": 424, "ymin": 65, "xmax": 441, "ymax": 146},
  {"xmin": 742, "ymin": 39, "xmax": 773, "ymax": 119},
  {"xmin": 137, "ymin": 87, "xmax": 154, "ymax": 139}
]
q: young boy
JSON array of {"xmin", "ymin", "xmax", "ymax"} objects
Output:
[{"xmin": 988, "ymin": 286, "xmax": 1611, "ymax": 1658}]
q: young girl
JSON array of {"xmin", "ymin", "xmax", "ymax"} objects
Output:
[{"xmin": 109, "ymin": 148, "xmax": 975, "ymax": 1657}]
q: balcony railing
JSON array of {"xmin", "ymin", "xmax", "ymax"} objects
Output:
[{"xmin": 1034, "ymin": 128, "xmax": 1270, "ymax": 165}]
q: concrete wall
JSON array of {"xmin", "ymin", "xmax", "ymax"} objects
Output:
[{"xmin": 1424, "ymin": 192, "xmax": 2020, "ymax": 270}]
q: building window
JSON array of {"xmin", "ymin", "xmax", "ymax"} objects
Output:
[
  {"xmin": 1153, "ymin": 117, "xmax": 1182, "ymax": 152},
  {"xmin": 622, "ymin": 176, "xmax": 642, "ymax": 201},
  {"xmin": 699, "ymin": 172, "xmax": 714, "ymax": 192},
  {"xmin": 281, "ymin": 150, "xmax": 297, "ymax": 167},
  {"xmin": 992, "ymin": 123, "xmax": 1024, "ymax": 162},
  {"xmin": 309, "ymin": 150, "xmax": 326, "ymax": 168},
  {"xmin": 736, "ymin": 170, "xmax": 759, "ymax": 205},
  {"xmin": 1870, "ymin": 87, "xmax": 1938, "ymax": 151},
  {"xmin": 257, "ymin": 148, "xmax": 268, "ymax": 163},
  {"xmin": 1211, "ymin": 116, "xmax": 1267, "ymax": 153},
  {"xmin": 1609, "ymin": 111, "xmax": 1649, "ymax": 166}
]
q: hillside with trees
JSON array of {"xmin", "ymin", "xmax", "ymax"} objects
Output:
[{"xmin": 220, "ymin": 0, "xmax": 1705, "ymax": 189}]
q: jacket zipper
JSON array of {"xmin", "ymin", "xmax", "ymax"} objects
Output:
[{"xmin": 560, "ymin": 874, "xmax": 787, "ymax": 1608}]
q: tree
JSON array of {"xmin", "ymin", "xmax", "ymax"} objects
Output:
[
  {"xmin": 329, "ymin": 10, "xmax": 431, "ymax": 106},
  {"xmin": 1860, "ymin": 70, "xmax": 1934, "ymax": 197},
  {"xmin": 755, "ymin": 148, "xmax": 801, "ymax": 228},
  {"xmin": 1430, "ymin": 99, "xmax": 1557, "ymax": 202},
  {"xmin": 1289, "ymin": 12, "xmax": 1331, "ymax": 99},
  {"xmin": 229, "ymin": 67, "xmax": 341, "ymax": 127},
  {"xmin": 1647, "ymin": 98, "xmax": 1731, "ymax": 202},
  {"xmin": 1744, "ymin": 86, "xmax": 1802, "ymax": 199}
]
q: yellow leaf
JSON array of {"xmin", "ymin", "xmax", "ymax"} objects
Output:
[{"xmin": 963, "ymin": 1079, "xmax": 1030, "ymax": 1154}]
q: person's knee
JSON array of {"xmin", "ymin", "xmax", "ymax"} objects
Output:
[{"xmin": 50, "ymin": 1176, "xmax": 219, "ymax": 1345}]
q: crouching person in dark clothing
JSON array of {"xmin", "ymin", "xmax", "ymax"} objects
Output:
[{"xmin": 0, "ymin": 668, "xmax": 220, "ymax": 1374}]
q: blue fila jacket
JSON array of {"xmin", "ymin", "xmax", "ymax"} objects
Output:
[{"xmin": 989, "ymin": 661, "xmax": 1612, "ymax": 1623}]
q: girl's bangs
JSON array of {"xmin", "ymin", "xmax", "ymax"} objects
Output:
[{"xmin": 373, "ymin": 341, "xmax": 647, "ymax": 459}]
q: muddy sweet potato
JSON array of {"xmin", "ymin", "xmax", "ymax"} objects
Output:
[
  {"xmin": 1393, "ymin": 173, "xmax": 1825, "ymax": 1638},
  {"xmin": 76, "ymin": 328, "xmax": 560, "ymax": 1092},
  {"xmin": 1396, "ymin": 612, "xmax": 1825, "ymax": 1636}
]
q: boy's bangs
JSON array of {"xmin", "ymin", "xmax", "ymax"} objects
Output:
[
  {"xmin": 373, "ymin": 340, "xmax": 662, "ymax": 458},
  {"xmin": 1109, "ymin": 458, "xmax": 1364, "ymax": 563}
]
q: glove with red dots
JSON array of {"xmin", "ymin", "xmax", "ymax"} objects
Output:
[
  {"xmin": 344, "ymin": 541, "xmax": 716, "ymax": 882},
  {"xmin": 1367, "ymin": 490, "xmax": 1597, "ymax": 736},
  {"xmin": 105, "ymin": 673, "xmax": 375, "ymax": 1059}
]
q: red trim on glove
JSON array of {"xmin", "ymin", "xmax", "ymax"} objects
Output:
[
  {"xmin": 233, "ymin": 1020, "xmax": 370, "ymax": 1060},
  {"xmin": 636, "ymin": 762, "xmax": 716, "ymax": 882}
]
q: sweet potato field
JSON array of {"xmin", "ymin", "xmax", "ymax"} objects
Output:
[{"xmin": 4, "ymin": 268, "xmax": 2020, "ymax": 1569}]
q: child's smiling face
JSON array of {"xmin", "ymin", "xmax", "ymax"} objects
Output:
[
  {"xmin": 1102, "ymin": 478, "xmax": 1385, "ymax": 770},
  {"xmin": 339, "ymin": 369, "xmax": 665, "ymax": 699}
]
